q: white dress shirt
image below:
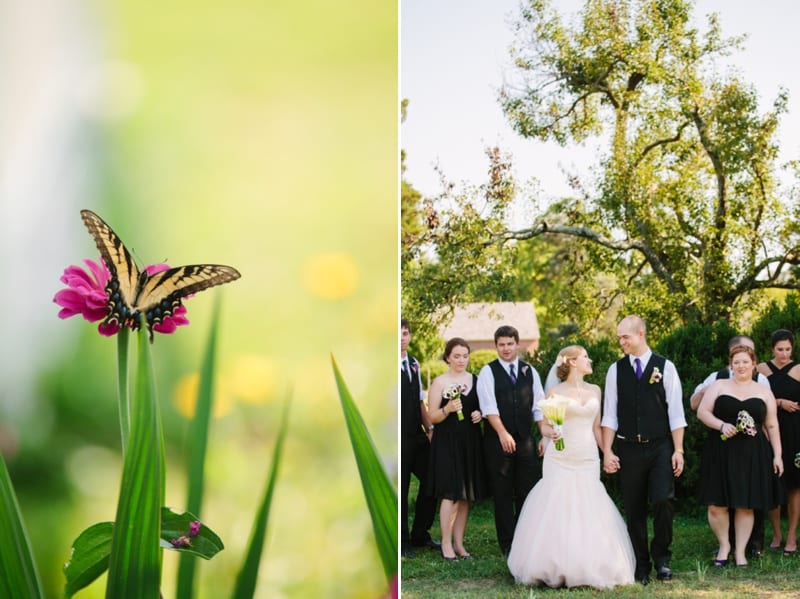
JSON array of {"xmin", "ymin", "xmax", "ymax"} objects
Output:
[
  {"xmin": 601, "ymin": 349, "xmax": 687, "ymax": 432},
  {"xmin": 693, "ymin": 369, "xmax": 770, "ymax": 395},
  {"xmin": 477, "ymin": 358, "xmax": 544, "ymax": 422}
]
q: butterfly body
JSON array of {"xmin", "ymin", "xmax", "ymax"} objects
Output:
[{"xmin": 80, "ymin": 209, "xmax": 241, "ymax": 339}]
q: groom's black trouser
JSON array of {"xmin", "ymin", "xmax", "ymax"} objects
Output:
[{"xmin": 617, "ymin": 436, "xmax": 674, "ymax": 577}]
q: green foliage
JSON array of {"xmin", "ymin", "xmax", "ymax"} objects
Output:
[
  {"xmin": 331, "ymin": 357, "xmax": 398, "ymax": 583},
  {"xmin": 177, "ymin": 298, "xmax": 221, "ymax": 599},
  {"xmin": 105, "ymin": 324, "xmax": 164, "ymax": 598},
  {"xmin": 402, "ymin": 0, "xmax": 800, "ymax": 346},
  {"xmin": 0, "ymin": 453, "xmax": 43, "ymax": 599},
  {"xmin": 231, "ymin": 397, "xmax": 290, "ymax": 599},
  {"xmin": 749, "ymin": 293, "xmax": 800, "ymax": 360}
]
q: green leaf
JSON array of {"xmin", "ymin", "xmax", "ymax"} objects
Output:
[
  {"xmin": 63, "ymin": 522, "xmax": 113, "ymax": 598},
  {"xmin": 161, "ymin": 507, "xmax": 224, "ymax": 560},
  {"xmin": 231, "ymin": 396, "xmax": 291, "ymax": 599},
  {"xmin": 331, "ymin": 356, "xmax": 397, "ymax": 581},
  {"xmin": 177, "ymin": 297, "xmax": 221, "ymax": 599},
  {"xmin": 0, "ymin": 453, "xmax": 44, "ymax": 599},
  {"xmin": 106, "ymin": 323, "xmax": 165, "ymax": 598}
]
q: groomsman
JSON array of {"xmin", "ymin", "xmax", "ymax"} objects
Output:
[
  {"xmin": 601, "ymin": 315, "xmax": 687, "ymax": 585},
  {"xmin": 477, "ymin": 325, "xmax": 544, "ymax": 556},
  {"xmin": 400, "ymin": 319, "xmax": 439, "ymax": 558}
]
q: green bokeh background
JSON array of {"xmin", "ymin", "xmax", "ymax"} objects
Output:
[{"xmin": 2, "ymin": 1, "xmax": 397, "ymax": 597}]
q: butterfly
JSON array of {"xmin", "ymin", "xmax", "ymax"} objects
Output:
[{"xmin": 81, "ymin": 209, "xmax": 241, "ymax": 340}]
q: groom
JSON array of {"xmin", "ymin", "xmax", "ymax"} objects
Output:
[
  {"xmin": 601, "ymin": 315, "xmax": 686, "ymax": 585},
  {"xmin": 477, "ymin": 325, "xmax": 544, "ymax": 556}
]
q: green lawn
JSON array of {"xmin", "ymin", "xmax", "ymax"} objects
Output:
[{"xmin": 401, "ymin": 482, "xmax": 800, "ymax": 598}]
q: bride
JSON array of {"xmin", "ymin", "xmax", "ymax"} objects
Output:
[{"xmin": 507, "ymin": 345, "xmax": 635, "ymax": 588}]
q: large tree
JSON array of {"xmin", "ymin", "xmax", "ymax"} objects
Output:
[{"xmin": 494, "ymin": 0, "xmax": 800, "ymax": 329}]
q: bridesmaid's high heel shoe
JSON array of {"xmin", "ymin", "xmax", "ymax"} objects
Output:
[{"xmin": 440, "ymin": 548, "xmax": 458, "ymax": 562}]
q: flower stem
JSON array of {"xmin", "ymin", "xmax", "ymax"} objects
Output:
[{"xmin": 116, "ymin": 327, "xmax": 130, "ymax": 454}]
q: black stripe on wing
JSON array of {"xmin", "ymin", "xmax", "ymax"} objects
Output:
[
  {"xmin": 80, "ymin": 209, "xmax": 143, "ymax": 326},
  {"xmin": 136, "ymin": 265, "xmax": 242, "ymax": 333}
]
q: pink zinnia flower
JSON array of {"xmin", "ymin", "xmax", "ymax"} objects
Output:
[{"xmin": 53, "ymin": 257, "xmax": 189, "ymax": 336}]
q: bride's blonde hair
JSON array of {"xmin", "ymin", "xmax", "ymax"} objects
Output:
[{"xmin": 555, "ymin": 345, "xmax": 585, "ymax": 380}]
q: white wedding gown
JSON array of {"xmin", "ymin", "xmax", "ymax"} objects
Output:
[{"xmin": 507, "ymin": 397, "xmax": 635, "ymax": 589}]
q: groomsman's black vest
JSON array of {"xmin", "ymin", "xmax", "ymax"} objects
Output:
[
  {"xmin": 617, "ymin": 354, "xmax": 670, "ymax": 440},
  {"xmin": 488, "ymin": 359, "xmax": 534, "ymax": 437},
  {"xmin": 401, "ymin": 356, "xmax": 424, "ymax": 437}
]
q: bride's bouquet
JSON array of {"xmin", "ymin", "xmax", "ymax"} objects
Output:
[
  {"xmin": 721, "ymin": 410, "xmax": 757, "ymax": 441},
  {"xmin": 539, "ymin": 394, "xmax": 570, "ymax": 451},
  {"xmin": 442, "ymin": 383, "xmax": 466, "ymax": 421}
]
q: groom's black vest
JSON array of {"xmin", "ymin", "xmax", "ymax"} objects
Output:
[
  {"xmin": 617, "ymin": 354, "xmax": 670, "ymax": 440},
  {"xmin": 401, "ymin": 356, "xmax": 424, "ymax": 438},
  {"xmin": 488, "ymin": 359, "xmax": 534, "ymax": 437}
]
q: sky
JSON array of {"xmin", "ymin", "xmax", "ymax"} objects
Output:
[{"xmin": 401, "ymin": 0, "xmax": 800, "ymax": 202}]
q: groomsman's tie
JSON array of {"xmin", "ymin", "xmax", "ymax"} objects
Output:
[
  {"xmin": 634, "ymin": 357, "xmax": 643, "ymax": 380},
  {"xmin": 402, "ymin": 359, "xmax": 410, "ymax": 381},
  {"xmin": 509, "ymin": 363, "xmax": 517, "ymax": 384}
]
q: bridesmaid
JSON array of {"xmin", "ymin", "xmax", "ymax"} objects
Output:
[
  {"xmin": 758, "ymin": 329, "xmax": 800, "ymax": 555},
  {"xmin": 697, "ymin": 345, "xmax": 783, "ymax": 567},
  {"xmin": 426, "ymin": 338, "xmax": 488, "ymax": 560}
]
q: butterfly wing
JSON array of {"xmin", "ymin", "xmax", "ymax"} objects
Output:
[
  {"xmin": 134, "ymin": 264, "xmax": 241, "ymax": 331},
  {"xmin": 81, "ymin": 209, "xmax": 143, "ymax": 327}
]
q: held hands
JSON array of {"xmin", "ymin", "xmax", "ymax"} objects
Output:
[
  {"xmin": 779, "ymin": 398, "xmax": 800, "ymax": 413},
  {"xmin": 603, "ymin": 452, "xmax": 620, "ymax": 474},
  {"xmin": 672, "ymin": 451, "xmax": 684, "ymax": 477},
  {"xmin": 470, "ymin": 410, "xmax": 482, "ymax": 424}
]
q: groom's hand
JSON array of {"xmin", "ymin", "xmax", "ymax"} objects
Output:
[{"xmin": 603, "ymin": 452, "xmax": 620, "ymax": 473}]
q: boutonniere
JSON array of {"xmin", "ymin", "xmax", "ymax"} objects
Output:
[
  {"xmin": 411, "ymin": 361, "xmax": 419, "ymax": 374},
  {"xmin": 521, "ymin": 365, "xmax": 529, "ymax": 376},
  {"xmin": 649, "ymin": 367, "xmax": 662, "ymax": 384}
]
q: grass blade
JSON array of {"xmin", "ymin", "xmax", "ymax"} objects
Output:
[
  {"xmin": 0, "ymin": 453, "xmax": 44, "ymax": 599},
  {"xmin": 331, "ymin": 356, "xmax": 397, "ymax": 581},
  {"xmin": 106, "ymin": 323, "xmax": 165, "ymax": 598},
  {"xmin": 231, "ymin": 395, "xmax": 291, "ymax": 599},
  {"xmin": 177, "ymin": 297, "xmax": 221, "ymax": 599}
]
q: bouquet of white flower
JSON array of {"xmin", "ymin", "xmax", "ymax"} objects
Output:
[
  {"xmin": 539, "ymin": 394, "xmax": 570, "ymax": 451},
  {"xmin": 721, "ymin": 410, "xmax": 757, "ymax": 441},
  {"xmin": 442, "ymin": 383, "xmax": 466, "ymax": 421}
]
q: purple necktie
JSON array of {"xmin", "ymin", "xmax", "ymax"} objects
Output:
[
  {"xmin": 634, "ymin": 357, "xmax": 643, "ymax": 380},
  {"xmin": 509, "ymin": 363, "xmax": 517, "ymax": 384}
]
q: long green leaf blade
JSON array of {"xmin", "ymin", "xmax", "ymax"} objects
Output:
[
  {"xmin": 177, "ymin": 297, "xmax": 221, "ymax": 599},
  {"xmin": 231, "ymin": 396, "xmax": 291, "ymax": 599},
  {"xmin": 106, "ymin": 324, "xmax": 164, "ymax": 598},
  {"xmin": 331, "ymin": 356, "xmax": 397, "ymax": 581},
  {"xmin": 0, "ymin": 453, "xmax": 44, "ymax": 599}
]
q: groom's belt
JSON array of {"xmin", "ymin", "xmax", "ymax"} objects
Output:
[{"xmin": 616, "ymin": 434, "xmax": 667, "ymax": 444}]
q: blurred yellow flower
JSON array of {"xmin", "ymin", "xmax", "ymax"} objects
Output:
[
  {"xmin": 173, "ymin": 372, "xmax": 232, "ymax": 419},
  {"xmin": 227, "ymin": 354, "xmax": 279, "ymax": 405},
  {"xmin": 303, "ymin": 252, "xmax": 359, "ymax": 299}
]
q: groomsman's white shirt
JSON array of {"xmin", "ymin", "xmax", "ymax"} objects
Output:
[{"xmin": 477, "ymin": 358, "xmax": 544, "ymax": 422}]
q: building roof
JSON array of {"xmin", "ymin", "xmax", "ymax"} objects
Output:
[{"xmin": 439, "ymin": 301, "xmax": 540, "ymax": 341}]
